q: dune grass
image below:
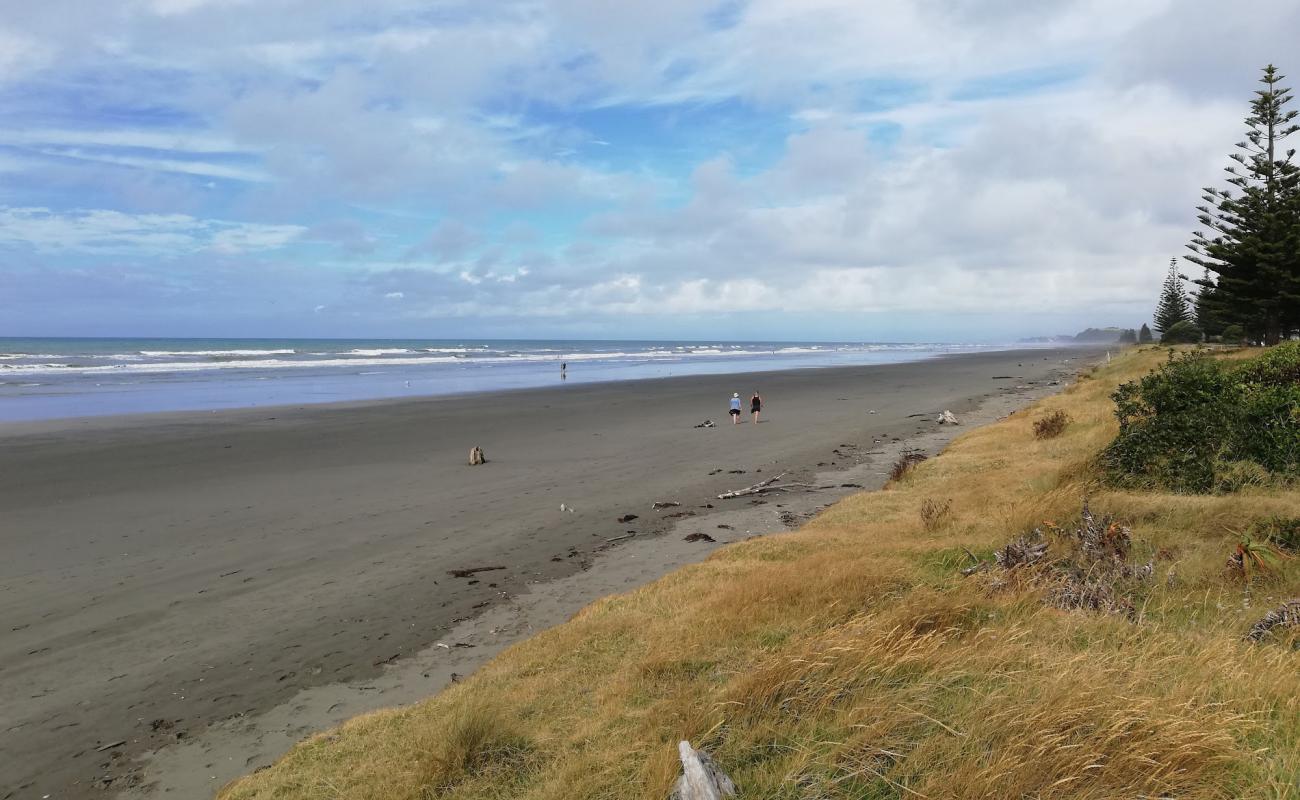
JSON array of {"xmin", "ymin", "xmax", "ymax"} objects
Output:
[{"xmin": 221, "ymin": 347, "xmax": 1299, "ymax": 800}]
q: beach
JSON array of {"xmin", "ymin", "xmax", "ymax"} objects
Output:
[{"xmin": 0, "ymin": 347, "xmax": 1096, "ymax": 798}]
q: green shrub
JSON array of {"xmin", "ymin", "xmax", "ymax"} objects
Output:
[
  {"xmin": 1235, "ymin": 342, "xmax": 1300, "ymax": 476},
  {"xmin": 1236, "ymin": 340, "xmax": 1300, "ymax": 385},
  {"xmin": 1160, "ymin": 320, "xmax": 1202, "ymax": 344},
  {"xmin": 1102, "ymin": 343, "xmax": 1300, "ymax": 493},
  {"xmin": 1220, "ymin": 324, "xmax": 1246, "ymax": 344},
  {"xmin": 1103, "ymin": 351, "xmax": 1235, "ymax": 492}
]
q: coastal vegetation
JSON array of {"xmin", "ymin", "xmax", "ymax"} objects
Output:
[
  {"xmin": 221, "ymin": 346, "xmax": 1299, "ymax": 800},
  {"xmin": 1103, "ymin": 343, "xmax": 1300, "ymax": 493},
  {"xmin": 1185, "ymin": 65, "xmax": 1300, "ymax": 345}
]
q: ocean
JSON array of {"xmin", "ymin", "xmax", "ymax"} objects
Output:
[{"xmin": 0, "ymin": 337, "xmax": 1014, "ymax": 422}]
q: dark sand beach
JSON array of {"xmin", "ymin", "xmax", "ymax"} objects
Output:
[{"xmin": 0, "ymin": 347, "xmax": 1099, "ymax": 798}]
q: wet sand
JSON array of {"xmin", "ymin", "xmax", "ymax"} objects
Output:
[{"xmin": 0, "ymin": 347, "xmax": 1098, "ymax": 798}]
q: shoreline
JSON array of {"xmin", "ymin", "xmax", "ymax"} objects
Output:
[
  {"xmin": 0, "ymin": 343, "xmax": 1101, "ymax": 427},
  {"xmin": 0, "ymin": 347, "xmax": 1100, "ymax": 798}
]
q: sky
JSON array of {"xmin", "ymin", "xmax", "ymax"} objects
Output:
[{"xmin": 0, "ymin": 0, "xmax": 1297, "ymax": 342}]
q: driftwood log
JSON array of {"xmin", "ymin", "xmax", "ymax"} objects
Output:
[
  {"xmin": 468, "ymin": 446, "xmax": 486, "ymax": 465},
  {"xmin": 717, "ymin": 473, "xmax": 815, "ymax": 499},
  {"xmin": 669, "ymin": 741, "xmax": 736, "ymax": 800}
]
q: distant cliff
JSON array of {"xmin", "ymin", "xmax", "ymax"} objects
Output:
[{"xmin": 1020, "ymin": 327, "xmax": 1128, "ymax": 344}]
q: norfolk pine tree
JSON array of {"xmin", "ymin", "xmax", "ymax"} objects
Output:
[
  {"xmin": 1153, "ymin": 257, "xmax": 1191, "ymax": 335},
  {"xmin": 1192, "ymin": 268, "xmax": 1225, "ymax": 336},
  {"xmin": 1187, "ymin": 65, "xmax": 1300, "ymax": 345},
  {"xmin": 1139, "ymin": 323, "xmax": 1153, "ymax": 343}
]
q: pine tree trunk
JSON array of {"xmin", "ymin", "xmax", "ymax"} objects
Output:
[{"xmin": 1266, "ymin": 312, "xmax": 1281, "ymax": 346}]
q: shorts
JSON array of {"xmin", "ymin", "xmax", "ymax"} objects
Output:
[{"xmin": 729, "ymin": 408, "xmax": 741, "ymax": 416}]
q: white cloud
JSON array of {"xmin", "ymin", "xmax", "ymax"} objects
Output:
[
  {"xmin": 363, "ymin": 68, "xmax": 1253, "ymax": 327},
  {"xmin": 208, "ymin": 222, "xmax": 304, "ymax": 253},
  {"xmin": 0, "ymin": 27, "xmax": 52, "ymax": 81},
  {"xmin": 412, "ymin": 220, "xmax": 480, "ymax": 261},
  {"xmin": 0, "ymin": 207, "xmax": 306, "ymax": 254},
  {"xmin": 36, "ymin": 148, "xmax": 269, "ymax": 182},
  {"xmin": 148, "ymin": 0, "xmax": 252, "ymax": 16},
  {"xmin": 0, "ymin": 128, "xmax": 247, "ymax": 154},
  {"xmin": 2, "ymin": 0, "xmax": 1296, "ymax": 334}
]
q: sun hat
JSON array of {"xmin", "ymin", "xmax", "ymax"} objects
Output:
[{"xmin": 733, "ymin": 392, "xmax": 739, "ymax": 397}]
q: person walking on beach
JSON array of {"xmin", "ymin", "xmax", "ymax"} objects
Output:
[
  {"xmin": 750, "ymin": 390, "xmax": 762, "ymax": 424},
  {"xmin": 729, "ymin": 392, "xmax": 742, "ymax": 424}
]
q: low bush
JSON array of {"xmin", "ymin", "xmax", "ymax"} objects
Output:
[
  {"xmin": 1220, "ymin": 324, "xmax": 1246, "ymax": 344},
  {"xmin": 1160, "ymin": 320, "xmax": 1202, "ymax": 344},
  {"xmin": 1102, "ymin": 343, "xmax": 1300, "ymax": 493},
  {"xmin": 1032, "ymin": 410, "xmax": 1072, "ymax": 439},
  {"xmin": 1236, "ymin": 339, "xmax": 1300, "ymax": 385}
]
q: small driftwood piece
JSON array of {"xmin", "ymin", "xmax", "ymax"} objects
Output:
[
  {"xmin": 995, "ymin": 535, "xmax": 1048, "ymax": 569},
  {"xmin": 468, "ymin": 446, "xmax": 486, "ymax": 465},
  {"xmin": 670, "ymin": 741, "xmax": 736, "ymax": 800},
  {"xmin": 447, "ymin": 566, "xmax": 505, "ymax": 578},
  {"xmin": 1245, "ymin": 598, "xmax": 1300, "ymax": 642},
  {"xmin": 605, "ymin": 533, "xmax": 636, "ymax": 544},
  {"xmin": 716, "ymin": 473, "xmax": 815, "ymax": 500}
]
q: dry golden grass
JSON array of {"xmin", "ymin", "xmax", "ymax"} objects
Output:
[{"xmin": 222, "ymin": 348, "xmax": 1300, "ymax": 800}]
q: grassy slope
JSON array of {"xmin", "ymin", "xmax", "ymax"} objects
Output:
[{"xmin": 221, "ymin": 348, "xmax": 1299, "ymax": 800}]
